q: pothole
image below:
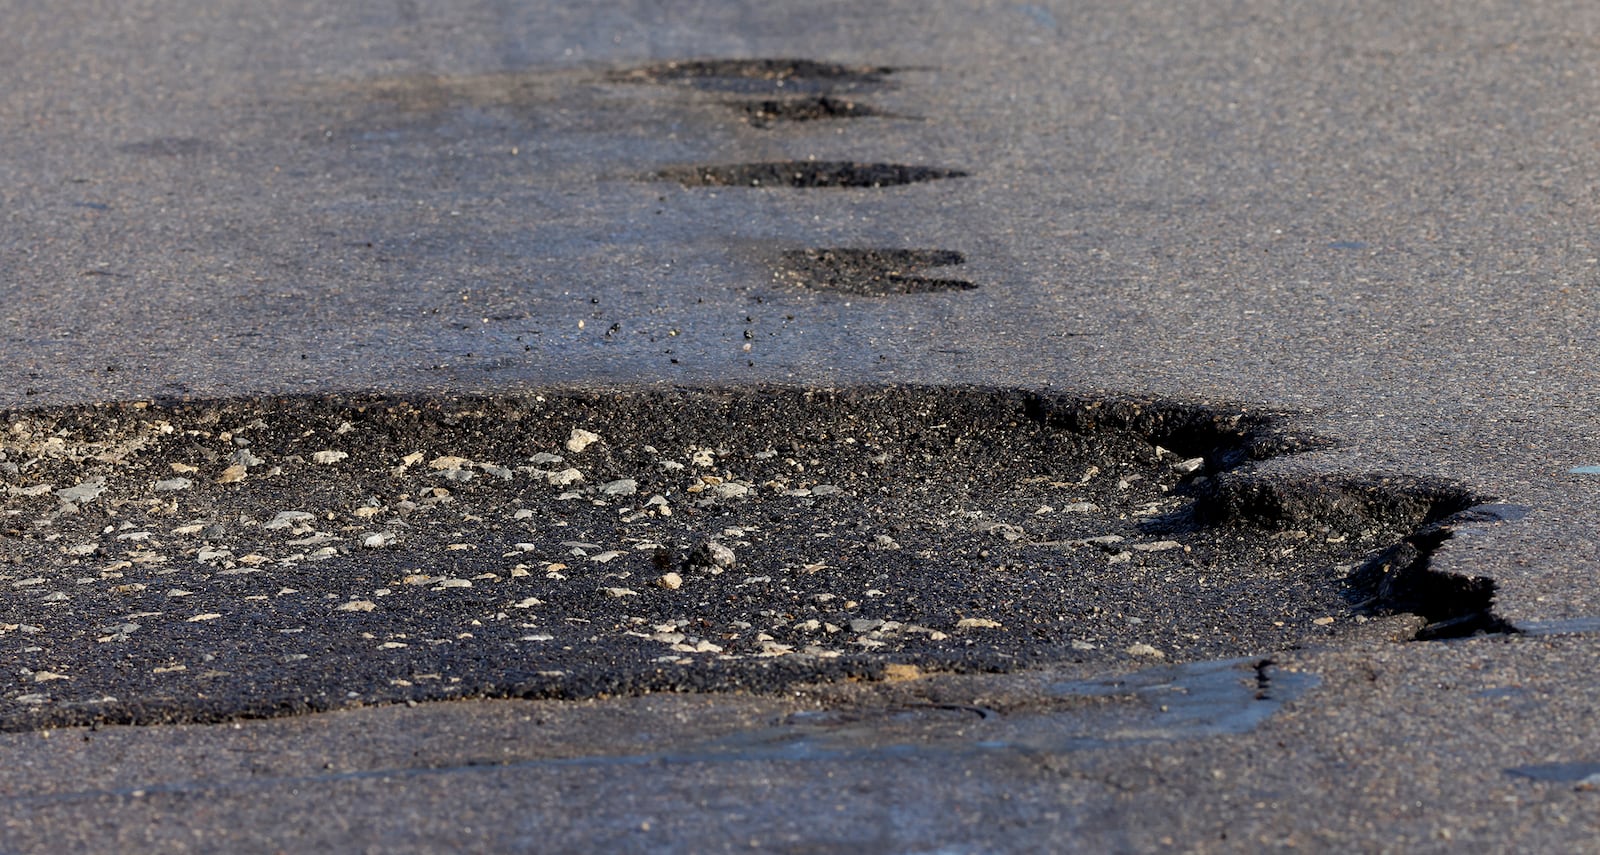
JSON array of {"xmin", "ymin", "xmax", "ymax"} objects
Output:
[
  {"xmin": 735, "ymin": 96, "xmax": 888, "ymax": 127},
  {"xmin": 610, "ymin": 59, "xmax": 895, "ymax": 94},
  {"xmin": 650, "ymin": 162, "xmax": 967, "ymax": 189},
  {"xmin": 1191, "ymin": 472, "xmax": 1521, "ymax": 639},
  {"xmin": 776, "ymin": 248, "xmax": 976, "ymax": 295},
  {"xmin": 0, "ymin": 387, "xmax": 1508, "ymax": 730}
]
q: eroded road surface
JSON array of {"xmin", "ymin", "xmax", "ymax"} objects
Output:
[
  {"xmin": 1, "ymin": 388, "xmax": 1496, "ymax": 730},
  {"xmin": 6, "ymin": 0, "xmax": 1600, "ymax": 851}
]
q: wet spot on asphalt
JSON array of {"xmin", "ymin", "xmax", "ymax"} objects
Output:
[{"xmin": 1507, "ymin": 762, "xmax": 1600, "ymax": 789}]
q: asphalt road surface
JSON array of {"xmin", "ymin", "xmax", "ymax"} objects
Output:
[{"xmin": 4, "ymin": 1, "xmax": 1600, "ymax": 851}]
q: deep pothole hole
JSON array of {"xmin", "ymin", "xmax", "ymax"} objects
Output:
[
  {"xmin": 1189, "ymin": 471, "xmax": 1520, "ymax": 640},
  {"xmin": 0, "ymin": 387, "xmax": 1507, "ymax": 730}
]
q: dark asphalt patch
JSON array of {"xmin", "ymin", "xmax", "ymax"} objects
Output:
[
  {"xmin": 651, "ymin": 161, "xmax": 967, "ymax": 189},
  {"xmin": 777, "ymin": 248, "xmax": 976, "ymax": 295},
  {"xmin": 735, "ymin": 96, "xmax": 887, "ymax": 127},
  {"xmin": 0, "ymin": 387, "xmax": 1488, "ymax": 730}
]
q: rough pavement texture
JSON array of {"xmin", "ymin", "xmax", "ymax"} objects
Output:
[
  {"xmin": 5, "ymin": 0, "xmax": 1600, "ymax": 851},
  {"xmin": 3, "ymin": 635, "xmax": 1599, "ymax": 852},
  {"xmin": 6, "ymin": 0, "xmax": 1599, "ymax": 625},
  {"xmin": 0, "ymin": 388, "xmax": 1496, "ymax": 729}
]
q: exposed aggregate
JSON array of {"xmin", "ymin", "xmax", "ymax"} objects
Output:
[{"xmin": 0, "ymin": 388, "xmax": 1408, "ymax": 729}]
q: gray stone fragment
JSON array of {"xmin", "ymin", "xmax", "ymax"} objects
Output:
[
  {"xmin": 55, "ymin": 477, "xmax": 107, "ymax": 504},
  {"xmin": 230, "ymin": 449, "xmax": 264, "ymax": 467},
  {"xmin": 264, "ymin": 510, "xmax": 316, "ymax": 530}
]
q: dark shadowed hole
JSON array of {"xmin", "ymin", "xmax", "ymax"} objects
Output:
[
  {"xmin": 778, "ymin": 248, "xmax": 976, "ymax": 295},
  {"xmin": 1189, "ymin": 473, "xmax": 1515, "ymax": 640},
  {"xmin": 652, "ymin": 162, "xmax": 966, "ymax": 188}
]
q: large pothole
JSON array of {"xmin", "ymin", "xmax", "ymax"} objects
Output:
[{"xmin": 0, "ymin": 387, "xmax": 1498, "ymax": 730}]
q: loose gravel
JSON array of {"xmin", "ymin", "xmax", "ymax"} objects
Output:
[{"xmin": 0, "ymin": 387, "xmax": 1447, "ymax": 729}]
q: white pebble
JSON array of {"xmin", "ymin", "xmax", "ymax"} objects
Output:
[
  {"xmin": 565, "ymin": 429, "xmax": 601, "ymax": 453},
  {"xmin": 546, "ymin": 468, "xmax": 584, "ymax": 487}
]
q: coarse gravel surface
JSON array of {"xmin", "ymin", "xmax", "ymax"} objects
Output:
[
  {"xmin": 8, "ymin": 0, "xmax": 1600, "ymax": 850},
  {"xmin": 0, "ymin": 386, "xmax": 1487, "ymax": 730}
]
